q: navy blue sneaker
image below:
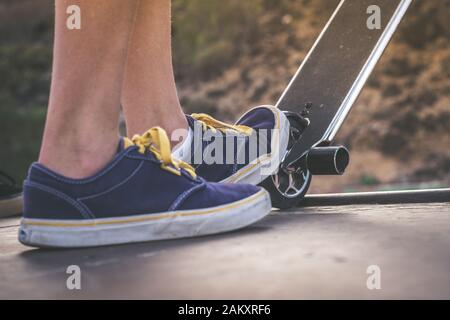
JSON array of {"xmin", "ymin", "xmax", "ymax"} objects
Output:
[
  {"xmin": 183, "ymin": 105, "xmax": 289, "ymax": 185},
  {"xmin": 19, "ymin": 127, "xmax": 271, "ymax": 248}
]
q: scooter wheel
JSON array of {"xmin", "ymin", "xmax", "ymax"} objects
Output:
[{"xmin": 260, "ymin": 166, "xmax": 312, "ymax": 209}]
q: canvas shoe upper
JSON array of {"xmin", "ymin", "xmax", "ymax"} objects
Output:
[
  {"xmin": 19, "ymin": 127, "xmax": 271, "ymax": 248},
  {"xmin": 184, "ymin": 105, "xmax": 290, "ymax": 185}
]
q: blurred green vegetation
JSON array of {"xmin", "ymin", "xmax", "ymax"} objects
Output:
[
  {"xmin": 172, "ymin": 0, "xmax": 293, "ymax": 79},
  {"xmin": 173, "ymin": 0, "xmax": 262, "ymax": 79},
  {"xmin": 359, "ymin": 175, "xmax": 380, "ymax": 186},
  {"xmin": 0, "ymin": 44, "xmax": 51, "ymax": 108},
  {"xmin": 0, "ymin": 105, "xmax": 46, "ymax": 183}
]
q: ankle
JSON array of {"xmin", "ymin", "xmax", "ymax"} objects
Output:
[
  {"xmin": 38, "ymin": 133, "xmax": 119, "ymax": 179},
  {"xmin": 126, "ymin": 111, "xmax": 188, "ymax": 145}
]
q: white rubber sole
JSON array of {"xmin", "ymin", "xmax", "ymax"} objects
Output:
[
  {"xmin": 18, "ymin": 189, "xmax": 271, "ymax": 248},
  {"xmin": 221, "ymin": 106, "xmax": 290, "ymax": 185}
]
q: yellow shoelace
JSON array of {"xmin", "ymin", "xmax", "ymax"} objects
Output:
[
  {"xmin": 191, "ymin": 113, "xmax": 253, "ymax": 135},
  {"xmin": 125, "ymin": 127, "xmax": 197, "ymax": 179}
]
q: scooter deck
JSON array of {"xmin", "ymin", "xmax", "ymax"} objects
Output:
[{"xmin": 277, "ymin": 0, "xmax": 411, "ymax": 168}]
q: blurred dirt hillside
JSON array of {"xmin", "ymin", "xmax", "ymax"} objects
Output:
[{"xmin": 0, "ymin": 0, "xmax": 449, "ymax": 192}]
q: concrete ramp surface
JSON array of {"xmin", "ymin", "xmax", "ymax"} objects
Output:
[{"xmin": 1, "ymin": 195, "xmax": 449, "ymax": 299}]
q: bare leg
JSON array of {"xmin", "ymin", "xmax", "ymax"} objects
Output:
[
  {"xmin": 122, "ymin": 0, "xmax": 187, "ymax": 138},
  {"xmin": 39, "ymin": 0, "xmax": 139, "ymax": 178}
]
